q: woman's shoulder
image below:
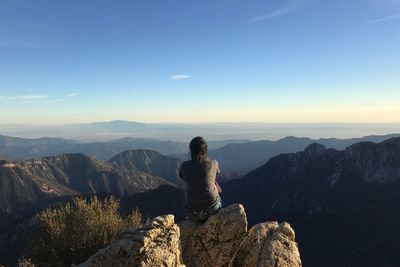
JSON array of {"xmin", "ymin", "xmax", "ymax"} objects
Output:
[
  {"xmin": 206, "ymin": 157, "xmax": 219, "ymax": 166},
  {"xmin": 181, "ymin": 158, "xmax": 219, "ymax": 167}
]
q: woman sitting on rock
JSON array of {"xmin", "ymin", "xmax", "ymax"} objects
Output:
[{"xmin": 179, "ymin": 136, "xmax": 223, "ymax": 222}]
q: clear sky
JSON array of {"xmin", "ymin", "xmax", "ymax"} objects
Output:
[{"xmin": 0, "ymin": 0, "xmax": 399, "ymax": 124}]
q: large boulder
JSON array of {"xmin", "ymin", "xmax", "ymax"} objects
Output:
[
  {"xmin": 229, "ymin": 221, "xmax": 302, "ymax": 267},
  {"xmin": 78, "ymin": 204, "xmax": 302, "ymax": 267},
  {"xmin": 78, "ymin": 214, "xmax": 184, "ymax": 267},
  {"xmin": 179, "ymin": 204, "xmax": 248, "ymax": 267}
]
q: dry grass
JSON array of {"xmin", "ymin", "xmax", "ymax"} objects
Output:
[{"xmin": 29, "ymin": 196, "xmax": 142, "ymax": 267}]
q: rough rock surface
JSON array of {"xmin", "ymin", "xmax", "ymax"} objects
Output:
[
  {"xmin": 78, "ymin": 204, "xmax": 301, "ymax": 267},
  {"xmin": 179, "ymin": 204, "xmax": 248, "ymax": 267},
  {"xmin": 229, "ymin": 221, "xmax": 302, "ymax": 267},
  {"xmin": 78, "ymin": 214, "xmax": 184, "ymax": 267}
]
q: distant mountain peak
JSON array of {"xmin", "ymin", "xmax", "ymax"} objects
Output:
[
  {"xmin": 88, "ymin": 120, "xmax": 146, "ymax": 126},
  {"xmin": 109, "ymin": 149, "xmax": 181, "ymax": 183},
  {"xmin": 303, "ymin": 143, "xmax": 326, "ymax": 156},
  {"xmin": 279, "ymin": 136, "xmax": 311, "ymax": 142}
]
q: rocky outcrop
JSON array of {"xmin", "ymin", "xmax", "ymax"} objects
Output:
[
  {"xmin": 229, "ymin": 221, "xmax": 301, "ymax": 267},
  {"xmin": 79, "ymin": 204, "xmax": 301, "ymax": 267},
  {"xmin": 78, "ymin": 214, "xmax": 184, "ymax": 267},
  {"xmin": 179, "ymin": 204, "xmax": 248, "ymax": 267}
]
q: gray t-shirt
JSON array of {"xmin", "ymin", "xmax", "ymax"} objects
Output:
[{"xmin": 179, "ymin": 158, "xmax": 220, "ymax": 211}]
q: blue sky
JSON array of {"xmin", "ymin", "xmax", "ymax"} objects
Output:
[{"xmin": 0, "ymin": 0, "xmax": 399, "ymax": 124}]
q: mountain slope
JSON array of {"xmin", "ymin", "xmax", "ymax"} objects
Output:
[
  {"xmin": 0, "ymin": 154, "xmax": 171, "ymax": 231},
  {"xmin": 222, "ymin": 137, "xmax": 400, "ymax": 266},
  {"xmin": 209, "ymin": 134, "xmax": 400, "ymax": 175},
  {"xmin": 0, "ymin": 160, "xmax": 77, "ymax": 215},
  {"xmin": 15, "ymin": 153, "xmax": 170, "ymax": 196},
  {"xmin": 108, "ymin": 149, "xmax": 181, "ymax": 183}
]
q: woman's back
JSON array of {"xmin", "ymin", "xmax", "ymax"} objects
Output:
[{"xmin": 179, "ymin": 158, "xmax": 220, "ymax": 211}]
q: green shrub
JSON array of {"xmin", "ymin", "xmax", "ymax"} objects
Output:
[{"xmin": 29, "ymin": 196, "xmax": 141, "ymax": 267}]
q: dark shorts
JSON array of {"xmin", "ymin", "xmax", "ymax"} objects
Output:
[{"xmin": 185, "ymin": 196, "xmax": 223, "ymax": 222}]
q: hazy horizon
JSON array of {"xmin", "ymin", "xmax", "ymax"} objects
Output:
[{"xmin": 1, "ymin": 120, "xmax": 400, "ymax": 142}]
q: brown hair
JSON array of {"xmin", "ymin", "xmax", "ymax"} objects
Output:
[{"xmin": 189, "ymin": 136, "xmax": 208, "ymax": 161}]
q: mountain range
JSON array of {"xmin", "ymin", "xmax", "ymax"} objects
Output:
[
  {"xmin": 209, "ymin": 134, "xmax": 400, "ymax": 175},
  {"xmin": 0, "ymin": 135, "xmax": 187, "ymax": 160},
  {"xmin": 222, "ymin": 137, "xmax": 400, "ymax": 266},
  {"xmin": 2, "ymin": 133, "xmax": 399, "ymax": 182},
  {"xmin": 0, "ymin": 134, "xmax": 248, "ymax": 162},
  {"xmin": 0, "ymin": 152, "xmax": 172, "ymax": 232},
  {"xmin": 1, "ymin": 135, "xmax": 400, "ymax": 266}
]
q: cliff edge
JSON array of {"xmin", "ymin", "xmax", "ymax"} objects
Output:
[{"xmin": 79, "ymin": 204, "xmax": 302, "ymax": 267}]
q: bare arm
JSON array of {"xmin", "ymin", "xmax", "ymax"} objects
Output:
[
  {"xmin": 215, "ymin": 180, "xmax": 222, "ymax": 193},
  {"xmin": 214, "ymin": 159, "xmax": 222, "ymax": 193}
]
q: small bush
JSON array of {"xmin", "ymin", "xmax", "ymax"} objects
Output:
[
  {"xmin": 18, "ymin": 258, "xmax": 35, "ymax": 267},
  {"xmin": 29, "ymin": 196, "xmax": 141, "ymax": 267}
]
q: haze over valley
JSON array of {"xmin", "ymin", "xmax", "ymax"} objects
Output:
[{"xmin": 2, "ymin": 121, "xmax": 400, "ymax": 142}]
